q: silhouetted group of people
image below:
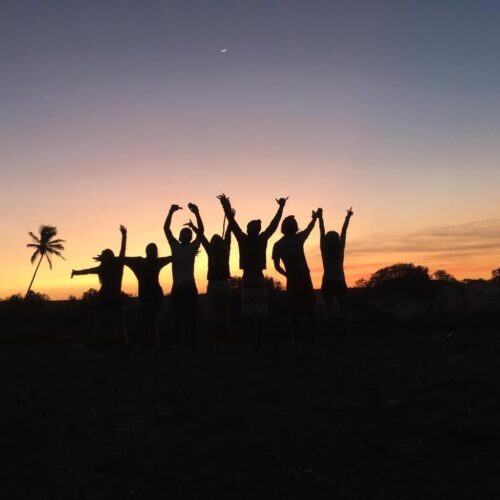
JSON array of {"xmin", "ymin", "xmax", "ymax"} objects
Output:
[{"xmin": 71, "ymin": 195, "xmax": 353, "ymax": 353}]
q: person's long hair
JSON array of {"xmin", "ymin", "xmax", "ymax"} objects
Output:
[
  {"xmin": 94, "ymin": 248, "xmax": 116, "ymax": 284},
  {"xmin": 209, "ymin": 234, "xmax": 228, "ymax": 266},
  {"xmin": 323, "ymin": 231, "xmax": 342, "ymax": 260}
]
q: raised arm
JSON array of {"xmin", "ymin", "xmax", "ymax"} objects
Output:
[
  {"xmin": 340, "ymin": 207, "xmax": 354, "ymax": 247},
  {"xmin": 224, "ymin": 212, "xmax": 234, "ymax": 246},
  {"xmin": 163, "ymin": 204, "xmax": 181, "ymax": 247},
  {"xmin": 317, "ymin": 208, "xmax": 325, "ymax": 242},
  {"xmin": 188, "ymin": 203, "xmax": 204, "ymax": 239},
  {"xmin": 262, "ymin": 197, "xmax": 288, "ymax": 239},
  {"xmin": 118, "ymin": 225, "xmax": 127, "ymax": 259},
  {"xmin": 299, "ymin": 210, "xmax": 319, "ymax": 242},
  {"xmin": 217, "ymin": 194, "xmax": 244, "ymax": 240},
  {"xmin": 184, "ymin": 220, "xmax": 210, "ymax": 253}
]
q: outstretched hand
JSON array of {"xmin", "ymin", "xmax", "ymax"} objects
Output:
[
  {"xmin": 183, "ymin": 219, "xmax": 196, "ymax": 230},
  {"xmin": 71, "ymin": 270, "xmax": 75, "ymax": 279},
  {"xmin": 276, "ymin": 196, "xmax": 289, "ymax": 208},
  {"xmin": 188, "ymin": 203, "xmax": 199, "ymax": 214},
  {"xmin": 170, "ymin": 204, "xmax": 182, "ymax": 213},
  {"xmin": 312, "ymin": 209, "xmax": 319, "ymax": 220},
  {"xmin": 347, "ymin": 206, "xmax": 354, "ymax": 217}
]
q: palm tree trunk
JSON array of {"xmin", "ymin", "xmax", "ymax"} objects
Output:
[{"xmin": 25, "ymin": 254, "xmax": 44, "ymax": 298}]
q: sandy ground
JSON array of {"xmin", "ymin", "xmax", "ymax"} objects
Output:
[{"xmin": 1, "ymin": 328, "xmax": 499, "ymax": 499}]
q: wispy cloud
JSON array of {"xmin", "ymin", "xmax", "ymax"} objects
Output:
[{"xmin": 348, "ymin": 219, "xmax": 500, "ymax": 260}]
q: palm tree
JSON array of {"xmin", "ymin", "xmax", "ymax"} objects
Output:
[{"xmin": 26, "ymin": 225, "xmax": 66, "ymax": 298}]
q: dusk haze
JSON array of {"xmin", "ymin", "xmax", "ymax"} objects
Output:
[{"xmin": 1, "ymin": 0, "xmax": 499, "ymax": 299}]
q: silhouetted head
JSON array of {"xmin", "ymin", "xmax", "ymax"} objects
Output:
[
  {"xmin": 98, "ymin": 248, "xmax": 115, "ymax": 263},
  {"xmin": 281, "ymin": 215, "xmax": 298, "ymax": 236},
  {"xmin": 96, "ymin": 248, "xmax": 116, "ymax": 284},
  {"xmin": 247, "ymin": 219, "xmax": 262, "ymax": 236},
  {"xmin": 324, "ymin": 231, "xmax": 341, "ymax": 256},
  {"xmin": 179, "ymin": 227, "xmax": 193, "ymax": 244},
  {"xmin": 210, "ymin": 234, "xmax": 225, "ymax": 252},
  {"xmin": 145, "ymin": 243, "xmax": 158, "ymax": 259}
]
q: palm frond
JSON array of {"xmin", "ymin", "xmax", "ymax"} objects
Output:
[
  {"xmin": 48, "ymin": 239, "xmax": 66, "ymax": 245},
  {"xmin": 47, "ymin": 243, "xmax": 65, "ymax": 252},
  {"xmin": 46, "ymin": 253, "xmax": 53, "ymax": 269},
  {"xmin": 28, "ymin": 231, "xmax": 40, "ymax": 243},
  {"xmin": 27, "ymin": 243, "xmax": 40, "ymax": 249},
  {"xmin": 47, "ymin": 249, "xmax": 66, "ymax": 260},
  {"xmin": 30, "ymin": 249, "xmax": 40, "ymax": 264}
]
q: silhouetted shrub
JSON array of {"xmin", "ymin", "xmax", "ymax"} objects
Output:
[
  {"xmin": 265, "ymin": 276, "xmax": 283, "ymax": 293},
  {"xmin": 24, "ymin": 290, "xmax": 50, "ymax": 303},
  {"xmin": 81, "ymin": 288, "xmax": 99, "ymax": 301},
  {"xmin": 432, "ymin": 270, "xmax": 457, "ymax": 282},
  {"xmin": 491, "ymin": 268, "xmax": 500, "ymax": 284},
  {"xmin": 367, "ymin": 263, "xmax": 432, "ymax": 300},
  {"xmin": 3, "ymin": 294, "xmax": 24, "ymax": 303},
  {"xmin": 355, "ymin": 278, "xmax": 369, "ymax": 288}
]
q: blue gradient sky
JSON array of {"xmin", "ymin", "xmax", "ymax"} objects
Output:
[{"xmin": 1, "ymin": 0, "xmax": 499, "ymax": 298}]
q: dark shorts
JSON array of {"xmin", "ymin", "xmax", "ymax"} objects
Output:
[
  {"xmin": 322, "ymin": 281, "xmax": 348, "ymax": 299},
  {"xmin": 171, "ymin": 281, "xmax": 198, "ymax": 318}
]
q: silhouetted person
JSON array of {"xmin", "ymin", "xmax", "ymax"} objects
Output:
[
  {"xmin": 185, "ymin": 203, "xmax": 234, "ymax": 350},
  {"xmin": 164, "ymin": 203, "xmax": 203, "ymax": 351},
  {"xmin": 272, "ymin": 210, "xmax": 320, "ymax": 344},
  {"xmin": 219, "ymin": 194, "xmax": 288, "ymax": 349},
  {"xmin": 318, "ymin": 207, "xmax": 354, "ymax": 337},
  {"xmin": 71, "ymin": 225, "xmax": 127, "ymax": 351},
  {"xmin": 122, "ymin": 240, "xmax": 172, "ymax": 352}
]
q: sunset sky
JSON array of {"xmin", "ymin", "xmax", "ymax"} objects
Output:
[{"xmin": 1, "ymin": 0, "xmax": 499, "ymax": 299}]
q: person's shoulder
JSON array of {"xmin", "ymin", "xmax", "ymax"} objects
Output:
[{"xmin": 272, "ymin": 237, "xmax": 284, "ymax": 253}]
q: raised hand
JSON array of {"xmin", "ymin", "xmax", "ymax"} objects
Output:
[
  {"xmin": 217, "ymin": 194, "xmax": 231, "ymax": 208},
  {"xmin": 183, "ymin": 219, "xmax": 196, "ymax": 230},
  {"xmin": 312, "ymin": 210, "xmax": 319, "ymax": 220},
  {"xmin": 119, "ymin": 225, "xmax": 127, "ymax": 235},
  {"xmin": 276, "ymin": 196, "xmax": 289, "ymax": 208},
  {"xmin": 170, "ymin": 204, "xmax": 182, "ymax": 213},
  {"xmin": 316, "ymin": 208, "xmax": 323, "ymax": 219},
  {"xmin": 71, "ymin": 270, "xmax": 75, "ymax": 279},
  {"xmin": 188, "ymin": 203, "xmax": 199, "ymax": 214},
  {"xmin": 347, "ymin": 207, "xmax": 354, "ymax": 217}
]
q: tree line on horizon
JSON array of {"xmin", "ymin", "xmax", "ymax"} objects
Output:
[
  {"xmin": 6, "ymin": 223, "xmax": 500, "ymax": 302},
  {"xmin": 10, "ymin": 224, "xmax": 500, "ymax": 303}
]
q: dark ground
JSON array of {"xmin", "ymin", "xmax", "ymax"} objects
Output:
[{"xmin": 1, "ymin": 325, "xmax": 499, "ymax": 499}]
